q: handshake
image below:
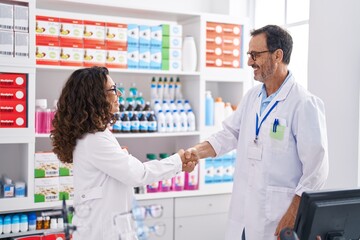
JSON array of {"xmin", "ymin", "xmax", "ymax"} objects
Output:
[{"xmin": 178, "ymin": 148, "xmax": 200, "ymax": 173}]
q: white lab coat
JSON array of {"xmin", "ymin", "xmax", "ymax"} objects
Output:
[
  {"xmin": 208, "ymin": 73, "xmax": 329, "ymax": 239},
  {"xmin": 71, "ymin": 128, "xmax": 182, "ymax": 240}
]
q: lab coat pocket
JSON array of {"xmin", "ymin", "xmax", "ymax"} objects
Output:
[
  {"xmin": 269, "ymin": 118, "xmax": 289, "ymax": 150},
  {"xmin": 265, "ymin": 186, "xmax": 294, "ymax": 221}
]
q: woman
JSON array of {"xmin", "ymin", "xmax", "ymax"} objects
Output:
[{"xmin": 51, "ymin": 66, "xmax": 197, "ymax": 240}]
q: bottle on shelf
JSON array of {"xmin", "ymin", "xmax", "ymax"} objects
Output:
[
  {"xmin": 150, "ymin": 77, "xmax": 158, "ymax": 108},
  {"xmin": 146, "ymin": 154, "xmax": 160, "ymax": 193},
  {"xmin": 172, "ymin": 168, "xmax": 185, "ymax": 191},
  {"xmin": 117, "ymin": 82, "xmax": 125, "ymax": 102},
  {"xmin": 147, "ymin": 111, "xmax": 157, "ymax": 132},
  {"xmin": 135, "ymin": 92, "xmax": 145, "ymax": 107},
  {"xmin": 36, "ymin": 216, "xmax": 43, "ymax": 230},
  {"xmin": 157, "ymin": 110, "xmax": 166, "ymax": 132},
  {"xmin": 134, "ymin": 100, "xmax": 143, "ymax": 112},
  {"xmin": 175, "ymin": 77, "xmax": 183, "ymax": 101},
  {"xmin": 187, "ymin": 109, "xmax": 196, "ymax": 131},
  {"xmin": 162, "ymin": 100, "xmax": 169, "ymax": 113},
  {"xmin": 0, "ymin": 215, "xmax": 3, "ymax": 234},
  {"xmin": 157, "ymin": 77, "xmax": 163, "ymax": 102},
  {"xmin": 182, "ymin": 35, "xmax": 197, "ymax": 72},
  {"xmin": 50, "ymin": 218, "xmax": 57, "ymax": 229},
  {"xmin": 163, "ymin": 77, "xmax": 169, "ymax": 102},
  {"xmin": 168, "ymin": 77, "xmax": 175, "ymax": 101},
  {"xmin": 11, "ymin": 214, "xmax": 20, "ymax": 233},
  {"xmin": 19, "ymin": 214, "xmax": 28, "ymax": 232},
  {"xmin": 49, "ymin": 99, "xmax": 58, "ymax": 131},
  {"xmin": 139, "ymin": 112, "xmax": 148, "ymax": 133},
  {"xmin": 121, "ymin": 112, "xmax": 131, "ymax": 133},
  {"xmin": 214, "ymin": 97, "xmax": 225, "ymax": 128},
  {"xmin": 28, "ymin": 212, "xmax": 36, "ymax": 231},
  {"xmin": 143, "ymin": 101, "xmax": 151, "ymax": 112},
  {"xmin": 183, "ymin": 99, "xmax": 192, "ymax": 112},
  {"xmin": 185, "ymin": 163, "xmax": 199, "ymax": 190},
  {"xmin": 130, "ymin": 112, "xmax": 140, "ymax": 133},
  {"xmin": 153, "ymin": 100, "xmax": 162, "ymax": 116},
  {"xmin": 172, "ymin": 109, "xmax": 181, "ymax": 132},
  {"xmin": 112, "ymin": 112, "xmax": 122, "ymax": 133},
  {"xmin": 3, "ymin": 215, "xmax": 11, "ymax": 234},
  {"xmin": 205, "ymin": 91, "xmax": 214, "ymax": 126},
  {"xmin": 179, "ymin": 109, "xmax": 188, "ymax": 132},
  {"xmin": 176, "ymin": 99, "xmax": 184, "ymax": 112},
  {"xmin": 35, "ymin": 99, "xmax": 48, "ymax": 134},
  {"xmin": 129, "ymin": 82, "xmax": 138, "ymax": 98},
  {"xmin": 159, "ymin": 153, "xmax": 172, "ymax": 192},
  {"xmin": 165, "ymin": 109, "xmax": 174, "ymax": 132},
  {"xmin": 169, "ymin": 100, "xmax": 177, "ymax": 113}
]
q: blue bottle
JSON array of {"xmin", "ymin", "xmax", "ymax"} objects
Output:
[{"xmin": 205, "ymin": 91, "xmax": 214, "ymax": 126}]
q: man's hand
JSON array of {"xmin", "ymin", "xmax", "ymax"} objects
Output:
[
  {"xmin": 275, "ymin": 195, "xmax": 301, "ymax": 238},
  {"xmin": 178, "ymin": 148, "xmax": 198, "ymax": 172}
]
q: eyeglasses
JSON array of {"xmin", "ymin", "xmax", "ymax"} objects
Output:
[
  {"xmin": 106, "ymin": 85, "xmax": 120, "ymax": 95},
  {"xmin": 137, "ymin": 223, "xmax": 166, "ymax": 238},
  {"xmin": 114, "ymin": 204, "xmax": 163, "ymax": 222},
  {"xmin": 247, "ymin": 50, "xmax": 271, "ymax": 61}
]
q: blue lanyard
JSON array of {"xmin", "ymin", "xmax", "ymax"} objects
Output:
[{"xmin": 255, "ymin": 101, "xmax": 279, "ymax": 143}]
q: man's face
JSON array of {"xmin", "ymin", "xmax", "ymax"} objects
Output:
[{"xmin": 247, "ymin": 33, "xmax": 276, "ymax": 83}]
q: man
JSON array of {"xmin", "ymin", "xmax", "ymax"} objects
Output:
[{"xmin": 185, "ymin": 25, "xmax": 329, "ymax": 239}]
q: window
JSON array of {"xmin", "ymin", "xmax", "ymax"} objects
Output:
[{"xmin": 254, "ymin": 0, "xmax": 310, "ymax": 88}]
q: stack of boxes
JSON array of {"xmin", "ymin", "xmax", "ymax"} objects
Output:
[
  {"xmin": 35, "ymin": 15, "xmax": 185, "ymax": 71},
  {"xmin": 34, "ymin": 152, "xmax": 73, "ymax": 203},
  {"xmin": 0, "ymin": 2, "xmax": 29, "ymax": 59},
  {"xmin": 206, "ymin": 21, "xmax": 243, "ymax": 68},
  {"xmin": 35, "ymin": 15, "xmax": 129, "ymax": 68},
  {"xmin": 161, "ymin": 24, "xmax": 182, "ymax": 71},
  {"xmin": 0, "ymin": 73, "xmax": 27, "ymax": 128}
]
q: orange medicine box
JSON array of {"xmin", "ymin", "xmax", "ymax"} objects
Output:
[
  {"xmin": 59, "ymin": 41, "xmax": 84, "ymax": 67},
  {"xmin": 83, "ymin": 44, "xmax": 106, "ymax": 67},
  {"xmin": 105, "ymin": 22, "xmax": 127, "ymax": 49},
  {"xmin": 83, "ymin": 20, "xmax": 105, "ymax": 46},
  {"xmin": 36, "ymin": 39, "xmax": 60, "ymax": 65},
  {"xmin": 59, "ymin": 18, "xmax": 83, "ymax": 44},
  {"xmin": 0, "ymin": 73, "xmax": 27, "ymax": 88},
  {"xmin": 35, "ymin": 16, "xmax": 60, "ymax": 41}
]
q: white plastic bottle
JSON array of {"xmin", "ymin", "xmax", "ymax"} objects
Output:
[
  {"xmin": 182, "ymin": 35, "xmax": 197, "ymax": 71},
  {"xmin": 175, "ymin": 77, "xmax": 183, "ymax": 101},
  {"xmin": 169, "ymin": 100, "xmax": 177, "ymax": 113},
  {"xmin": 179, "ymin": 109, "xmax": 188, "ymax": 132},
  {"xmin": 157, "ymin": 77, "xmax": 164, "ymax": 102},
  {"xmin": 183, "ymin": 100, "xmax": 192, "ymax": 112},
  {"xmin": 150, "ymin": 77, "xmax": 158, "ymax": 107},
  {"xmin": 163, "ymin": 77, "xmax": 169, "ymax": 102},
  {"xmin": 187, "ymin": 109, "xmax": 196, "ymax": 131},
  {"xmin": 214, "ymin": 97, "xmax": 225, "ymax": 128},
  {"xmin": 165, "ymin": 109, "xmax": 174, "ymax": 132},
  {"xmin": 11, "ymin": 214, "xmax": 20, "ymax": 233},
  {"xmin": 157, "ymin": 110, "xmax": 166, "ymax": 132},
  {"xmin": 3, "ymin": 215, "xmax": 11, "ymax": 234},
  {"xmin": 162, "ymin": 100, "xmax": 169, "ymax": 113},
  {"xmin": 168, "ymin": 77, "xmax": 175, "ymax": 101},
  {"xmin": 172, "ymin": 109, "xmax": 181, "ymax": 132},
  {"xmin": 153, "ymin": 100, "xmax": 162, "ymax": 116},
  {"xmin": 176, "ymin": 99, "xmax": 184, "ymax": 112},
  {"xmin": 205, "ymin": 91, "xmax": 214, "ymax": 126},
  {"xmin": 224, "ymin": 102, "xmax": 234, "ymax": 119},
  {"xmin": 20, "ymin": 214, "xmax": 28, "ymax": 232}
]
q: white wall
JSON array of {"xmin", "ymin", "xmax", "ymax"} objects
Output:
[{"xmin": 308, "ymin": 0, "xmax": 360, "ymax": 189}]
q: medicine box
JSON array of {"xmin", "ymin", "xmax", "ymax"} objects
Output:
[
  {"xmin": 127, "ymin": 47, "xmax": 139, "ymax": 69},
  {"xmin": 139, "ymin": 47, "xmax": 150, "ymax": 69},
  {"xmin": 161, "ymin": 24, "xmax": 182, "ymax": 37},
  {"xmin": 34, "ymin": 177, "xmax": 59, "ymax": 203},
  {"xmin": 162, "ymin": 36, "xmax": 182, "ymax": 49},
  {"xmin": 14, "ymin": 5, "xmax": 29, "ymax": 32},
  {"xmin": 105, "ymin": 49, "xmax": 127, "ymax": 69},
  {"xmin": 0, "ymin": 30, "xmax": 14, "ymax": 57},
  {"xmin": 162, "ymin": 48, "xmax": 181, "ymax": 60},
  {"xmin": 105, "ymin": 22, "xmax": 127, "ymax": 49},
  {"xmin": 59, "ymin": 42, "xmax": 84, "ymax": 67},
  {"xmin": 34, "ymin": 152, "xmax": 59, "ymax": 178},
  {"xmin": 127, "ymin": 24, "xmax": 139, "ymax": 48},
  {"xmin": 59, "ymin": 161, "xmax": 73, "ymax": 176},
  {"xmin": 15, "ymin": 32, "xmax": 29, "ymax": 58},
  {"xmin": 59, "ymin": 176, "xmax": 74, "ymax": 200},
  {"xmin": 150, "ymin": 47, "xmax": 161, "ymax": 70},
  {"xmin": 59, "ymin": 18, "xmax": 83, "ymax": 44},
  {"xmin": 0, "ymin": 73, "xmax": 27, "ymax": 88},
  {"xmin": 36, "ymin": 40, "xmax": 60, "ymax": 65},
  {"xmin": 0, "ymin": 3, "xmax": 14, "ymax": 31},
  {"xmin": 150, "ymin": 26, "xmax": 162, "ymax": 48},
  {"xmin": 83, "ymin": 44, "xmax": 106, "ymax": 67},
  {"xmin": 83, "ymin": 20, "xmax": 105, "ymax": 46},
  {"xmin": 161, "ymin": 59, "xmax": 181, "ymax": 71},
  {"xmin": 139, "ymin": 25, "xmax": 150, "ymax": 47},
  {"xmin": 35, "ymin": 16, "xmax": 60, "ymax": 41}
]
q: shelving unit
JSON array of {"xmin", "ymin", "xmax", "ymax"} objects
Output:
[{"xmin": 0, "ymin": 1, "xmax": 251, "ymax": 239}]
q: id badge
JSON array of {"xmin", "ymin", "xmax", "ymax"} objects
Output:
[{"xmin": 247, "ymin": 141, "xmax": 263, "ymax": 161}]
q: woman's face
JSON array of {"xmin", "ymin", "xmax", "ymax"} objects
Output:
[{"xmin": 105, "ymin": 75, "xmax": 121, "ymax": 114}]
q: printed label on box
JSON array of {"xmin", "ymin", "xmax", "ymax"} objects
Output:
[
  {"xmin": 106, "ymin": 22, "xmax": 127, "ymax": 49},
  {"xmin": 59, "ymin": 176, "xmax": 74, "ymax": 200},
  {"xmin": 36, "ymin": 41, "xmax": 60, "ymax": 65},
  {"xmin": 0, "ymin": 73, "xmax": 27, "ymax": 88},
  {"xmin": 36, "ymin": 16, "xmax": 60, "ymax": 40},
  {"xmin": 34, "ymin": 152, "xmax": 60, "ymax": 178},
  {"xmin": 105, "ymin": 49, "xmax": 127, "ymax": 68},
  {"xmin": 34, "ymin": 177, "xmax": 59, "ymax": 203}
]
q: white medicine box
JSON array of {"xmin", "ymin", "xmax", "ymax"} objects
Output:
[
  {"xmin": 0, "ymin": 3, "xmax": 14, "ymax": 31},
  {"xmin": 34, "ymin": 177, "xmax": 59, "ymax": 203},
  {"xmin": 34, "ymin": 152, "xmax": 60, "ymax": 178}
]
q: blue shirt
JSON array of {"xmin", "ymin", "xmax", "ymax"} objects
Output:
[{"xmin": 259, "ymin": 71, "xmax": 292, "ymax": 116}]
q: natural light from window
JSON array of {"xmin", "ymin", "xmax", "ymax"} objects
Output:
[{"xmin": 254, "ymin": 0, "xmax": 310, "ymax": 89}]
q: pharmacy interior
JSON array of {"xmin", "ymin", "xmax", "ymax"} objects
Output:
[{"xmin": 0, "ymin": 0, "xmax": 251, "ymax": 239}]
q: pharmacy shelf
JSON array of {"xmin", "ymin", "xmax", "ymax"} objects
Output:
[
  {"xmin": 36, "ymin": 65, "xmax": 200, "ymax": 76},
  {"xmin": 36, "ymin": 131, "xmax": 201, "ymax": 139}
]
